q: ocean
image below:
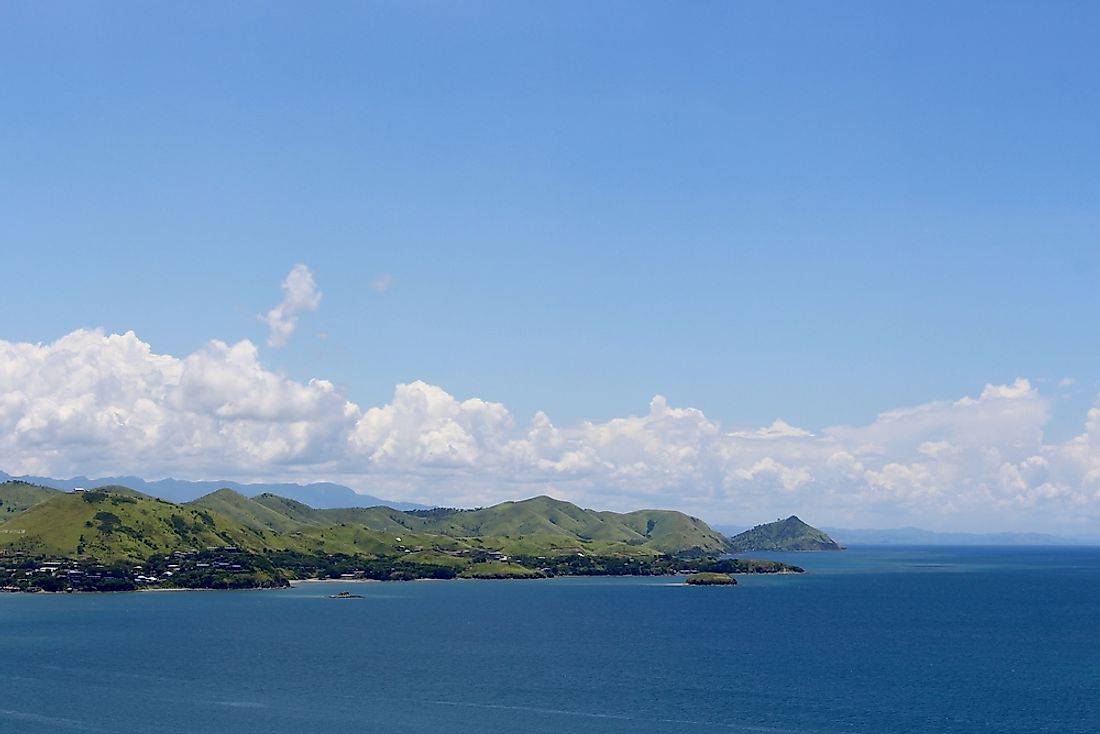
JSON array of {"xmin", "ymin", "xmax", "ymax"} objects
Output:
[{"xmin": 2, "ymin": 546, "xmax": 1098, "ymax": 733}]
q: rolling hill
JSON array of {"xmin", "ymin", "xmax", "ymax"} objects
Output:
[
  {"xmin": 0, "ymin": 480, "xmax": 63, "ymax": 516},
  {"xmin": 192, "ymin": 491, "xmax": 730, "ymax": 556},
  {"xmin": 0, "ymin": 488, "xmax": 268, "ymax": 561},
  {"xmin": 384, "ymin": 496, "xmax": 730, "ymax": 555},
  {"xmin": 727, "ymin": 516, "xmax": 842, "ymax": 552},
  {"xmin": 0, "ymin": 487, "xmax": 441, "ymax": 563},
  {"xmin": 2, "ymin": 486, "xmax": 733, "ymax": 563}
]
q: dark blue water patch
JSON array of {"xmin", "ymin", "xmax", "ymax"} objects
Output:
[{"xmin": 1, "ymin": 547, "xmax": 1098, "ymax": 733}]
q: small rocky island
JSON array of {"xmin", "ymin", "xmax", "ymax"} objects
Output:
[{"xmin": 685, "ymin": 572, "xmax": 736, "ymax": 586}]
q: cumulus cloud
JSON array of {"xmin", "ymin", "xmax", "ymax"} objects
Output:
[
  {"xmin": 260, "ymin": 264, "xmax": 322, "ymax": 347},
  {"xmin": 350, "ymin": 381, "xmax": 513, "ymax": 470},
  {"xmin": 3, "ymin": 329, "xmax": 1100, "ymax": 533},
  {"xmin": 0, "ymin": 330, "xmax": 355, "ymax": 479}
]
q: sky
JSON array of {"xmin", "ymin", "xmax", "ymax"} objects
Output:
[{"xmin": 2, "ymin": 2, "xmax": 1099, "ymax": 535}]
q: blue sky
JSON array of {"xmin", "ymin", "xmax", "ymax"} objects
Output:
[{"xmin": 2, "ymin": 3, "xmax": 1099, "ymax": 531}]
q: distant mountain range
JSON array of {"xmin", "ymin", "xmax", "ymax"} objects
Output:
[
  {"xmin": 711, "ymin": 521, "xmax": 1097, "ymax": 547},
  {"xmin": 0, "ymin": 469, "xmax": 427, "ymax": 511},
  {"xmin": 822, "ymin": 526, "xmax": 1094, "ymax": 546}
]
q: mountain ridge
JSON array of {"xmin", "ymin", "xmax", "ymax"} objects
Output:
[
  {"xmin": 1, "ymin": 483, "xmax": 732, "ymax": 562},
  {"xmin": 0, "ymin": 469, "xmax": 426, "ymax": 510}
]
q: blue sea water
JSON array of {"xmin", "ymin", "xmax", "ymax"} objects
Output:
[{"xmin": 2, "ymin": 546, "xmax": 1098, "ymax": 734}]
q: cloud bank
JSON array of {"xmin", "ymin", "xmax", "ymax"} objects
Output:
[
  {"xmin": 260, "ymin": 264, "xmax": 322, "ymax": 347},
  {"xmin": 2, "ymin": 329, "xmax": 1099, "ymax": 534}
]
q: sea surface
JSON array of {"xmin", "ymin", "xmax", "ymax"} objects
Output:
[{"xmin": 2, "ymin": 546, "xmax": 1098, "ymax": 734}]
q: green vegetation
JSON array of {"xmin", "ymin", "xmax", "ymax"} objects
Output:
[
  {"xmin": 0, "ymin": 480, "xmax": 63, "ymax": 515},
  {"xmin": 187, "ymin": 488, "xmax": 305, "ymax": 534},
  {"xmin": 685, "ymin": 572, "xmax": 736, "ymax": 586},
  {"xmin": 0, "ymin": 488, "xmax": 273, "ymax": 561},
  {"xmin": 0, "ymin": 485, "xmax": 806, "ymax": 591},
  {"xmin": 400, "ymin": 496, "xmax": 731, "ymax": 555},
  {"xmin": 727, "ymin": 515, "xmax": 842, "ymax": 552},
  {"xmin": 694, "ymin": 558, "xmax": 805, "ymax": 574},
  {"xmin": 459, "ymin": 561, "xmax": 544, "ymax": 579}
]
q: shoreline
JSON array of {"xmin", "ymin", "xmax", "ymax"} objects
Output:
[{"xmin": 1, "ymin": 569, "xmax": 802, "ymax": 595}]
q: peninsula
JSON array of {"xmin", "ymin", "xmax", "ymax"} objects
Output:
[{"xmin": 0, "ymin": 481, "xmax": 802, "ymax": 592}]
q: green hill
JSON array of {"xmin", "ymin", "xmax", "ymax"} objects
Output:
[
  {"xmin": 88, "ymin": 484, "xmax": 155, "ymax": 499},
  {"xmin": 317, "ymin": 506, "xmax": 430, "ymax": 533},
  {"xmin": 1, "ymin": 486, "xmax": 733, "ymax": 566},
  {"xmin": 248, "ymin": 494, "xmax": 422, "ymax": 531},
  {"xmin": 614, "ymin": 508, "xmax": 730, "ymax": 555},
  {"xmin": 727, "ymin": 516, "xmax": 842, "ymax": 552},
  {"xmin": 404, "ymin": 496, "xmax": 730, "ymax": 555},
  {"xmin": 0, "ymin": 487, "xmax": 431, "ymax": 562},
  {"xmin": 0, "ymin": 480, "xmax": 63, "ymax": 516},
  {"xmin": 250, "ymin": 493, "xmax": 330, "ymax": 525},
  {"xmin": 187, "ymin": 489, "xmax": 306, "ymax": 534},
  {"xmin": 249, "ymin": 494, "xmax": 730, "ymax": 556},
  {"xmin": 0, "ymin": 486, "xmax": 820, "ymax": 589},
  {"xmin": 0, "ymin": 487, "xmax": 273, "ymax": 561}
]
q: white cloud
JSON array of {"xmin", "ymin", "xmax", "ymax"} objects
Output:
[
  {"xmin": 0, "ymin": 329, "xmax": 355, "ymax": 479},
  {"xmin": 734, "ymin": 458, "xmax": 812, "ymax": 492},
  {"xmin": 260, "ymin": 264, "xmax": 322, "ymax": 347},
  {"xmin": 730, "ymin": 419, "xmax": 813, "ymax": 440},
  {"xmin": 3, "ymin": 330, "xmax": 1100, "ymax": 534},
  {"xmin": 350, "ymin": 381, "xmax": 513, "ymax": 470}
]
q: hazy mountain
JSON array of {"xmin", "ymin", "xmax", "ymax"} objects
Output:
[
  {"xmin": 823, "ymin": 526, "xmax": 1092, "ymax": 546},
  {"xmin": 0, "ymin": 469, "xmax": 426, "ymax": 510}
]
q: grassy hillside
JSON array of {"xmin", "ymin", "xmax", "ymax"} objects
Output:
[
  {"xmin": 290, "ymin": 522, "xmax": 463, "ymax": 557},
  {"xmin": 2, "ymin": 486, "xmax": 735, "ymax": 567},
  {"xmin": 0, "ymin": 487, "xmax": 434, "ymax": 562},
  {"xmin": 426, "ymin": 496, "xmax": 635, "ymax": 541},
  {"xmin": 0, "ymin": 488, "xmax": 273, "ymax": 561},
  {"xmin": 401, "ymin": 496, "xmax": 730, "ymax": 554},
  {"xmin": 251, "ymin": 493, "xmax": 329, "ymax": 524},
  {"xmin": 316, "ymin": 506, "xmax": 430, "ymax": 533},
  {"xmin": 1, "ymin": 486, "xmax": 812, "ymax": 589},
  {"xmin": 727, "ymin": 515, "xmax": 842, "ymax": 552},
  {"xmin": 249, "ymin": 494, "xmax": 425, "ymax": 532},
  {"xmin": 0, "ymin": 481, "xmax": 62, "ymax": 516},
  {"xmin": 252, "ymin": 494, "xmax": 731, "ymax": 555},
  {"xmin": 615, "ymin": 509, "xmax": 731, "ymax": 555},
  {"xmin": 188, "ymin": 489, "xmax": 305, "ymax": 534}
]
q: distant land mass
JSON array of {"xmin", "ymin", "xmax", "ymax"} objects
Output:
[
  {"xmin": 0, "ymin": 469, "xmax": 427, "ymax": 511},
  {"xmin": 823, "ymin": 526, "xmax": 1092, "ymax": 546},
  {"xmin": 727, "ymin": 516, "xmax": 843, "ymax": 552},
  {"xmin": 0, "ymin": 480, "xmax": 803, "ymax": 592},
  {"xmin": 0, "ymin": 483, "xmax": 731, "ymax": 560}
]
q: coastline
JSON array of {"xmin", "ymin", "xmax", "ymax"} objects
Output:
[{"xmin": 1, "ymin": 568, "xmax": 809, "ymax": 594}]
